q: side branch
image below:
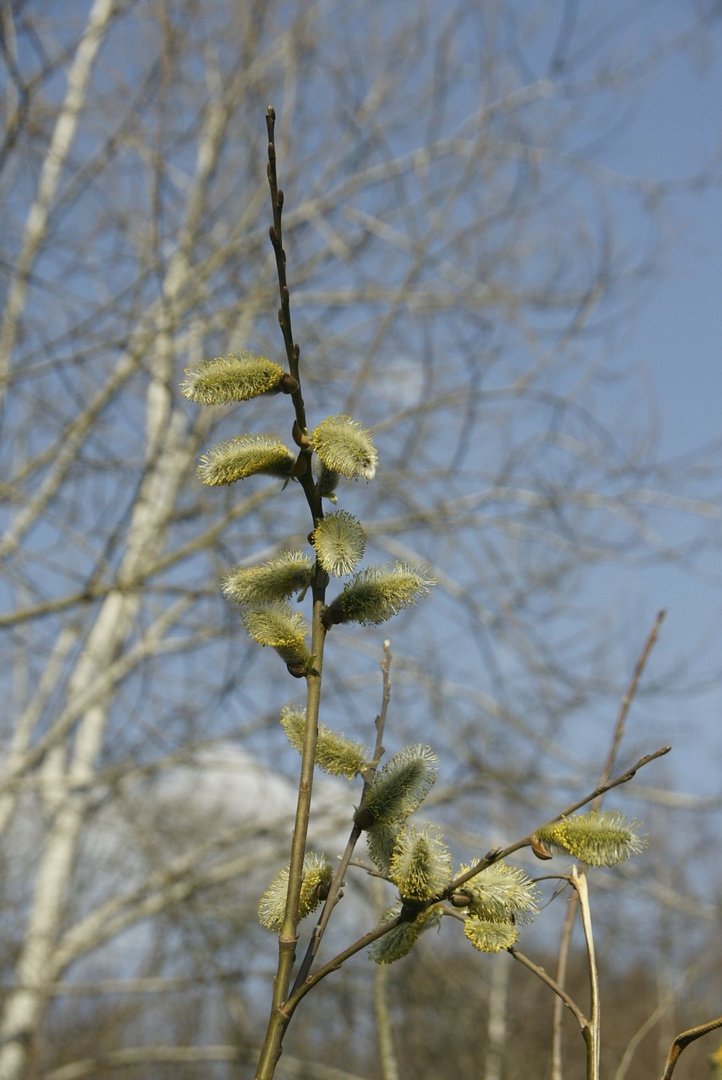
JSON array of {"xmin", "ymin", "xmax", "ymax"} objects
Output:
[
  {"xmin": 277, "ymin": 745, "xmax": 670, "ymax": 1029},
  {"xmin": 508, "ymin": 947, "xmax": 589, "ymax": 1033},
  {"xmin": 660, "ymin": 1016, "xmax": 722, "ymax": 1080},
  {"xmin": 444, "ymin": 745, "xmax": 670, "ymax": 897}
]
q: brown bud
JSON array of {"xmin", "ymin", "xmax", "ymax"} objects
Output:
[
  {"xmin": 286, "ymin": 660, "xmax": 308, "ymax": 679},
  {"xmin": 292, "ymin": 420, "xmax": 311, "ymax": 448},
  {"xmin": 316, "ymin": 879, "xmax": 330, "ymax": 903},
  {"xmin": 531, "ymin": 834, "xmax": 554, "ymax": 861},
  {"xmin": 450, "ymin": 892, "xmax": 471, "ymax": 908},
  {"xmin": 280, "ymin": 372, "xmax": 299, "ymax": 394}
]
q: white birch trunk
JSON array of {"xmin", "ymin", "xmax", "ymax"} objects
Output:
[{"xmin": 0, "ymin": 36, "xmax": 239, "ymax": 1070}]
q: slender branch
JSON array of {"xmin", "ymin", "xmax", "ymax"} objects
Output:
[
  {"xmin": 254, "ymin": 585, "xmax": 328, "ymax": 1079},
  {"xmin": 281, "ymin": 913, "xmax": 404, "ymax": 1017},
  {"xmin": 571, "ymin": 870, "xmax": 600, "ymax": 1080},
  {"xmin": 551, "ymin": 611, "xmax": 666, "ymax": 1077},
  {"xmin": 508, "ymin": 947, "xmax": 589, "ymax": 1033},
  {"xmin": 374, "ymin": 959, "xmax": 400, "ymax": 1080},
  {"xmin": 255, "ymin": 107, "xmax": 328, "ymax": 1080},
  {"xmin": 595, "ymin": 609, "xmax": 666, "ymax": 795},
  {"xmin": 551, "ymin": 892, "xmax": 577, "ymax": 1080},
  {"xmin": 659, "ymin": 1016, "xmax": 722, "ymax": 1080},
  {"xmin": 512, "ymin": 874, "xmax": 602, "ymax": 1080},
  {"xmin": 444, "ymin": 745, "xmax": 671, "ymax": 897},
  {"xmin": 265, "ymin": 107, "xmax": 301, "ymax": 397},
  {"xmin": 265, "ymin": 105, "xmax": 318, "ymax": 517},
  {"xmin": 291, "ymin": 641, "xmax": 393, "ymax": 993},
  {"xmin": 373, "ymin": 853, "xmax": 401, "ymax": 1080}
]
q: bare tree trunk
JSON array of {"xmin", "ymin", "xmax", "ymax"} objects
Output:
[
  {"xmin": 0, "ymin": 0, "xmax": 118, "ymax": 397},
  {"xmin": 0, "ymin": 414, "xmax": 194, "ymax": 1078}
]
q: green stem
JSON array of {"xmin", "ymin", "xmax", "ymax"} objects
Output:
[
  {"xmin": 254, "ymin": 591, "xmax": 327, "ymax": 1080},
  {"xmin": 290, "ymin": 641, "xmax": 393, "ymax": 993}
]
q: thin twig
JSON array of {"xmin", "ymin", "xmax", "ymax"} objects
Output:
[
  {"xmin": 571, "ymin": 869, "xmax": 600, "ymax": 1080},
  {"xmin": 596, "ymin": 609, "xmax": 666, "ymax": 795},
  {"xmin": 550, "ymin": 893, "xmax": 576, "ymax": 1080},
  {"xmin": 659, "ymin": 1015, "xmax": 722, "ymax": 1080},
  {"xmin": 264, "ymin": 108, "xmax": 301, "ymax": 403},
  {"xmin": 291, "ymin": 642, "xmax": 394, "ymax": 993},
  {"xmin": 265, "ymin": 106, "xmax": 319, "ymax": 515},
  {"xmin": 508, "ymin": 947, "xmax": 589, "ymax": 1033},
  {"xmin": 552, "ymin": 611, "xmax": 666, "ymax": 1079},
  {"xmin": 373, "ymin": 875, "xmax": 400, "ymax": 1080},
  {"xmin": 445, "ymin": 745, "xmax": 671, "ymax": 897},
  {"xmin": 281, "ymin": 912, "xmax": 404, "ymax": 1017},
  {"xmin": 254, "ymin": 107, "xmax": 328, "ymax": 1080}
]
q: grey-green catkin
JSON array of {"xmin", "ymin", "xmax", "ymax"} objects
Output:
[
  {"xmin": 257, "ymin": 853, "xmax": 332, "ymax": 933},
  {"xmin": 241, "ymin": 604, "xmax": 311, "ymax": 669},
  {"xmin": 389, "ymin": 824, "xmax": 452, "ymax": 901},
  {"xmin": 368, "ymin": 904, "xmax": 442, "ymax": 964},
  {"xmin": 324, "ymin": 563, "xmax": 435, "ymax": 627},
  {"xmin": 222, "ymin": 552, "xmax": 314, "ymax": 604},
  {"xmin": 197, "ymin": 434, "xmax": 295, "ymax": 486},
  {"xmin": 312, "ymin": 511, "xmax": 366, "ymax": 576},
  {"xmin": 463, "ymin": 916, "xmax": 518, "ymax": 953},
  {"xmin": 536, "ymin": 811, "xmax": 648, "ymax": 867},
  {"xmin": 361, "ymin": 744, "xmax": 438, "ymax": 828},
  {"xmin": 280, "ymin": 706, "xmax": 367, "ymax": 778},
  {"xmin": 366, "ymin": 822, "xmax": 399, "ymax": 876},
  {"xmin": 181, "ymin": 352, "xmax": 286, "ymax": 404},
  {"xmin": 455, "ymin": 861, "xmax": 540, "ymax": 923},
  {"xmin": 311, "ymin": 414, "xmax": 378, "ymax": 481}
]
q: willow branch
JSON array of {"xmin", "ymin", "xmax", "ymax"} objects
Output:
[
  {"xmin": 445, "ymin": 745, "xmax": 671, "ymax": 897},
  {"xmin": 595, "ymin": 609, "xmax": 666, "ymax": 795},
  {"xmin": 291, "ymin": 641, "xmax": 393, "ymax": 993},
  {"xmin": 660, "ymin": 1016, "xmax": 722, "ymax": 1080},
  {"xmin": 508, "ymin": 947, "xmax": 588, "ymax": 1032},
  {"xmin": 552, "ymin": 611, "xmax": 665, "ymax": 1076},
  {"xmin": 255, "ymin": 106, "xmax": 328, "ymax": 1080},
  {"xmin": 571, "ymin": 869, "xmax": 600, "ymax": 1080}
]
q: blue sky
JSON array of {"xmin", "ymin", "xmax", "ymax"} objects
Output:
[
  {"xmin": 611, "ymin": 32, "xmax": 722, "ymax": 454},
  {"xmin": 581, "ymin": 18, "xmax": 722, "ymax": 794}
]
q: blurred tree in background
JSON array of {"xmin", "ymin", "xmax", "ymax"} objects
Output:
[{"xmin": 1, "ymin": 2, "xmax": 721, "ymax": 1077}]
